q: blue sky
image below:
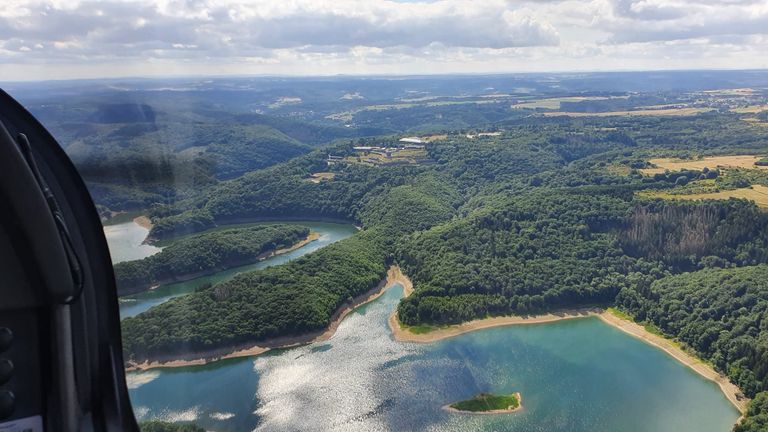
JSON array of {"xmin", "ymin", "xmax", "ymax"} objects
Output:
[{"xmin": 1, "ymin": 0, "xmax": 767, "ymax": 80}]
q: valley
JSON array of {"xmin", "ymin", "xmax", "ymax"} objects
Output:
[{"xmin": 16, "ymin": 71, "xmax": 768, "ymax": 431}]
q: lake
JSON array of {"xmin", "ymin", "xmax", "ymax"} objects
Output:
[
  {"xmin": 126, "ymin": 284, "xmax": 741, "ymax": 432},
  {"xmin": 103, "ymin": 220, "xmax": 162, "ymax": 264},
  {"xmin": 104, "ymin": 220, "xmax": 358, "ymax": 318}
]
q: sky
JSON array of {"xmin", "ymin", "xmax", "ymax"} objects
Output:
[{"xmin": 0, "ymin": 0, "xmax": 767, "ymax": 81}]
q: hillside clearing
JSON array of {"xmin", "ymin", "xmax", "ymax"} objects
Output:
[
  {"xmin": 640, "ymin": 155, "xmax": 768, "ymax": 175},
  {"xmin": 639, "ymin": 185, "xmax": 768, "ymax": 208}
]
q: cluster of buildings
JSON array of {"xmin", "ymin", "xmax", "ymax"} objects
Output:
[{"xmin": 327, "ymin": 137, "xmax": 427, "ymax": 166}]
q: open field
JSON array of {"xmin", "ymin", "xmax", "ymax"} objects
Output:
[
  {"xmin": 606, "ymin": 164, "xmax": 632, "ymax": 176},
  {"xmin": 307, "ymin": 172, "xmax": 336, "ymax": 183},
  {"xmin": 702, "ymin": 88, "xmax": 756, "ymax": 95},
  {"xmin": 327, "ymin": 99, "xmax": 501, "ymax": 121},
  {"xmin": 640, "ymin": 155, "xmax": 768, "ymax": 175},
  {"xmin": 542, "ymin": 108, "xmax": 713, "ymax": 118},
  {"xmin": 512, "ymin": 96, "xmax": 626, "ymax": 110},
  {"xmin": 731, "ymin": 105, "xmax": 768, "ymax": 114},
  {"xmin": 422, "ymin": 134, "xmax": 448, "ymax": 142},
  {"xmin": 344, "ymin": 148, "xmax": 428, "ymax": 166},
  {"xmin": 639, "ymin": 185, "xmax": 768, "ymax": 209},
  {"xmin": 743, "ymin": 118, "xmax": 768, "ymax": 126},
  {"xmin": 638, "ymin": 104, "xmax": 689, "ymax": 110}
]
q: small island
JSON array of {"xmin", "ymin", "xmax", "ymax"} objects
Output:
[{"xmin": 445, "ymin": 392, "xmax": 522, "ymax": 414}]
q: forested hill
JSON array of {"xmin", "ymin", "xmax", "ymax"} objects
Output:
[
  {"xmin": 113, "ymin": 224, "xmax": 310, "ymax": 296},
  {"xmin": 617, "ymin": 265, "xmax": 768, "ymax": 400},
  {"xmin": 122, "ymin": 114, "xmax": 768, "ymax": 429},
  {"xmin": 30, "ymin": 95, "xmax": 373, "ymax": 219},
  {"xmin": 396, "ymin": 191, "xmax": 640, "ymax": 324},
  {"xmin": 121, "ymin": 174, "xmax": 458, "ymax": 360}
]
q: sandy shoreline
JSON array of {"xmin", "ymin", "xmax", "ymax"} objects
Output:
[
  {"xmin": 125, "ymin": 265, "xmax": 410, "ymax": 372},
  {"xmin": 388, "ymin": 276, "xmax": 748, "ymax": 416},
  {"xmin": 125, "ymin": 262, "xmax": 749, "ymax": 419},
  {"xmin": 597, "ymin": 311, "xmax": 748, "ymax": 415},
  {"xmin": 443, "ymin": 392, "xmax": 523, "ymax": 415},
  {"xmin": 133, "ymin": 215, "xmax": 153, "ymax": 230},
  {"xmin": 389, "ymin": 308, "xmax": 602, "ymax": 343}
]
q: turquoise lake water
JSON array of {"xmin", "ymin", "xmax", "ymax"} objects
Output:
[{"xmin": 126, "ymin": 284, "xmax": 740, "ymax": 432}]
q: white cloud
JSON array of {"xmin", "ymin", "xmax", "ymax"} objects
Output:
[
  {"xmin": 600, "ymin": 0, "xmax": 768, "ymax": 43},
  {"xmin": 0, "ymin": 0, "xmax": 766, "ymax": 80}
]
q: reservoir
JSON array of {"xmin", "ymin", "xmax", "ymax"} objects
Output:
[
  {"xmin": 103, "ymin": 220, "xmax": 162, "ymax": 264},
  {"xmin": 126, "ymin": 284, "xmax": 741, "ymax": 432},
  {"xmin": 105, "ymin": 220, "xmax": 358, "ymax": 318}
]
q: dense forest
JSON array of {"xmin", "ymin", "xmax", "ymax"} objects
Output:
[
  {"xmin": 735, "ymin": 392, "xmax": 768, "ymax": 432},
  {"xmin": 114, "ymin": 224, "xmax": 310, "ymax": 295},
  {"xmin": 122, "ymin": 229, "xmax": 388, "ymax": 359},
  {"xmin": 617, "ymin": 265, "xmax": 768, "ymax": 430},
  {"xmin": 78, "ymin": 89, "xmax": 768, "ymax": 429},
  {"xmin": 396, "ymin": 191, "xmax": 642, "ymax": 325},
  {"xmin": 121, "ymin": 175, "xmax": 457, "ymax": 360}
]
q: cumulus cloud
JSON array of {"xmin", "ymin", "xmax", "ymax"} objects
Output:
[
  {"xmin": 601, "ymin": 0, "xmax": 768, "ymax": 43},
  {"xmin": 0, "ymin": 0, "xmax": 766, "ymax": 79},
  {"xmin": 0, "ymin": 0, "xmax": 558, "ymax": 59}
]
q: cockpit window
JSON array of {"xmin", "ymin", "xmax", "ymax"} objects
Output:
[{"xmin": 3, "ymin": 1, "xmax": 768, "ymax": 431}]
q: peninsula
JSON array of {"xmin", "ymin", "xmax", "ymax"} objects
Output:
[{"xmin": 114, "ymin": 224, "xmax": 313, "ymax": 296}]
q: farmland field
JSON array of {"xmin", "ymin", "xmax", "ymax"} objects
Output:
[
  {"xmin": 640, "ymin": 155, "xmax": 768, "ymax": 175},
  {"xmin": 731, "ymin": 105, "xmax": 768, "ymax": 114},
  {"xmin": 639, "ymin": 185, "xmax": 768, "ymax": 208},
  {"xmin": 541, "ymin": 108, "xmax": 713, "ymax": 118},
  {"xmin": 511, "ymin": 96, "xmax": 625, "ymax": 110}
]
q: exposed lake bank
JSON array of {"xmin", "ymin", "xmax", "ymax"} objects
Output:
[
  {"xmin": 389, "ymin": 274, "xmax": 748, "ymax": 415},
  {"xmin": 113, "ymin": 221, "xmax": 358, "ymax": 319},
  {"xmin": 103, "ymin": 218, "xmax": 162, "ymax": 264},
  {"xmin": 118, "ymin": 232, "xmax": 320, "ymax": 296},
  {"xmin": 134, "ymin": 215, "xmax": 153, "ymax": 230},
  {"xmin": 128, "ymin": 281, "xmax": 740, "ymax": 432},
  {"xmin": 598, "ymin": 311, "xmax": 749, "ymax": 415},
  {"xmin": 125, "ymin": 265, "xmax": 410, "ymax": 372}
]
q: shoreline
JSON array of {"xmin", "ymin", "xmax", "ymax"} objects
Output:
[
  {"xmin": 125, "ymin": 262, "xmax": 748, "ymax": 418},
  {"xmin": 388, "ymin": 274, "xmax": 747, "ymax": 415},
  {"xmin": 272, "ymin": 232, "xmax": 320, "ymax": 256},
  {"xmin": 144, "ymin": 215, "xmax": 359, "ymax": 245},
  {"xmin": 443, "ymin": 392, "xmax": 523, "ymax": 415},
  {"xmin": 133, "ymin": 215, "xmax": 153, "ymax": 230},
  {"xmin": 118, "ymin": 233, "xmax": 320, "ymax": 296},
  {"xmin": 125, "ymin": 265, "xmax": 409, "ymax": 372},
  {"xmin": 597, "ymin": 311, "xmax": 748, "ymax": 415},
  {"xmin": 389, "ymin": 308, "xmax": 602, "ymax": 344},
  {"xmin": 215, "ymin": 215, "xmax": 357, "ymax": 227}
]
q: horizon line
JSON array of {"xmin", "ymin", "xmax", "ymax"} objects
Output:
[{"xmin": 2, "ymin": 66, "xmax": 767, "ymax": 85}]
